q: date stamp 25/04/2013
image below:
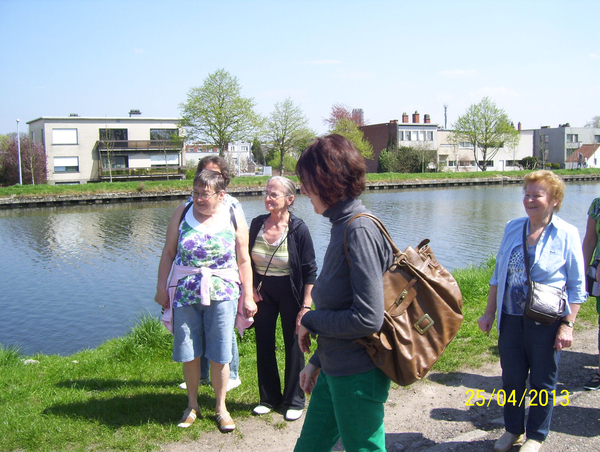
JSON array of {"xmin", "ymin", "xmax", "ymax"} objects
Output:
[{"xmin": 465, "ymin": 389, "xmax": 570, "ymax": 407}]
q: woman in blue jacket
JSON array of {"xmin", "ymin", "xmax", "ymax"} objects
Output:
[{"xmin": 478, "ymin": 170, "xmax": 586, "ymax": 452}]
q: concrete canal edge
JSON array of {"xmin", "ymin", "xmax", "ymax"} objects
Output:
[{"xmin": 1, "ymin": 174, "xmax": 598, "ymax": 209}]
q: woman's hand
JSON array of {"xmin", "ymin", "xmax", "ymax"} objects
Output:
[
  {"xmin": 154, "ymin": 287, "xmax": 169, "ymax": 310},
  {"xmin": 477, "ymin": 312, "xmax": 495, "ymax": 334},
  {"xmin": 296, "ymin": 307, "xmax": 310, "ymax": 334},
  {"xmin": 555, "ymin": 324, "xmax": 574, "ymax": 351},
  {"xmin": 298, "ymin": 324, "xmax": 312, "ymax": 353},
  {"xmin": 243, "ymin": 296, "xmax": 258, "ymax": 319},
  {"xmin": 299, "ymin": 362, "xmax": 320, "ymax": 395}
]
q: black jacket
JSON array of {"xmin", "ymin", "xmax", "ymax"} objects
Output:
[{"xmin": 249, "ymin": 213, "xmax": 318, "ymax": 306}]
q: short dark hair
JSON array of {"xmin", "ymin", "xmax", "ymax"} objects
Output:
[
  {"xmin": 197, "ymin": 155, "xmax": 231, "ymax": 187},
  {"xmin": 193, "ymin": 169, "xmax": 226, "ymax": 193},
  {"xmin": 295, "ymin": 134, "xmax": 366, "ymax": 207}
]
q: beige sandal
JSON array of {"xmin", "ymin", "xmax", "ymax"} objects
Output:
[
  {"xmin": 177, "ymin": 407, "xmax": 198, "ymax": 428},
  {"xmin": 215, "ymin": 410, "xmax": 235, "ymax": 432}
]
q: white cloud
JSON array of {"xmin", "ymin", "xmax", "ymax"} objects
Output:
[
  {"xmin": 468, "ymin": 86, "xmax": 523, "ymax": 103},
  {"xmin": 589, "ymin": 53, "xmax": 600, "ymax": 59},
  {"xmin": 440, "ymin": 69, "xmax": 478, "ymax": 76},
  {"xmin": 333, "ymin": 69, "xmax": 375, "ymax": 80},
  {"xmin": 296, "ymin": 59, "xmax": 342, "ymax": 65}
]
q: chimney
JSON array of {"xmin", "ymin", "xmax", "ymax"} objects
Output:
[
  {"xmin": 390, "ymin": 119, "xmax": 398, "ymax": 124},
  {"xmin": 402, "ymin": 112, "xmax": 409, "ymax": 123},
  {"xmin": 412, "ymin": 111, "xmax": 420, "ymax": 123},
  {"xmin": 518, "ymin": 122, "xmax": 522, "ymax": 131},
  {"xmin": 424, "ymin": 114, "xmax": 430, "ymax": 124}
]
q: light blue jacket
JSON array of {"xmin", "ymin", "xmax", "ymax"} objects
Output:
[{"xmin": 490, "ymin": 215, "xmax": 586, "ymax": 330}]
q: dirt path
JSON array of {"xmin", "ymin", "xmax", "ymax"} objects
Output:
[{"xmin": 161, "ymin": 326, "xmax": 600, "ymax": 452}]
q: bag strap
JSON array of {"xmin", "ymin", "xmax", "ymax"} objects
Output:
[
  {"xmin": 343, "ymin": 213, "xmax": 400, "ymax": 264},
  {"xmin": 522, "ymin": 220, "xmax": 532, "ymax": 287}
]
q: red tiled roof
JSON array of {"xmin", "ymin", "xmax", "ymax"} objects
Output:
[{"xmin": 566, "ymin": 144, "xmax": 600, "ymax": 162}]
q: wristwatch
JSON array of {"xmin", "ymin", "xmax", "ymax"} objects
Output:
[{"xmin": 561, "ymin": 320, "xmax": 574, "ymax": 328}]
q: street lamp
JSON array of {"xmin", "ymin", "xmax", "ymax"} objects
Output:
[{"xmin": 16, "ymin": 119, "xmax": 22, "ymax": 185}]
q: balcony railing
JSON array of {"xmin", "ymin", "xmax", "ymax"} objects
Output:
[
  {"xmin": 96, "ymin": 140, "xmax": 181, "ymax": 151},
  {"xmin": 97, "ymin": 165, "xmax": 186, "ymax": 181}
]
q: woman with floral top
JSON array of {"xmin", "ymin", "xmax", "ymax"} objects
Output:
[{"xmin": 154, "ymin": 169, "xmax": 256, "ymax": 432}]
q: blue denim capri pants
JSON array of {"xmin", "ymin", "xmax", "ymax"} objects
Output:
[{"xmin": 172, "ymin": 299, "xmax": 236, "ymax": 364}]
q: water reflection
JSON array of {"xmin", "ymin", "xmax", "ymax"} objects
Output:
[{"xmin": 0, "ymin": 182, "xmax": 596, "ymax": 356}]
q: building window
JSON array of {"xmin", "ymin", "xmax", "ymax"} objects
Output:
[
  {"xmin": 459, "ymin": 142, "xmax": 474, "ymax": 149},
  {"xmin": 150, "ymin": 129, "xmax": 178, "ymax": 140},
  {"xmin": 448, "ymin": 161, "xmax": 456, "ymax": 167},
  {"xmin": 478, "ymin": 160, "xmax": 494, "ymax": 167},
  {"xmin": 241, "ymin": 146, "xmax": 249, "ymax": 152},
  {"xmin": 100, "ymin": 129, "xmax": 128, "ymax": 141},
  {"xmin": 419, "ymin": 131, "xmax": 425, "ymax": 141},
  {"xmin": 54, "ymin": 156, "xmax": 79, "ymax": 172},
  {"xmin": 102, "ymin": 155, "xmax": 128, "ymax": 169},
  {"xmin": 405, "ymin": 131, "xmax": 411, "ymax": 141},
  {"xmin": 398, "ymin": 131, "xmax": 404, "ymax": 140},
  {"xmin": 595, "ymin": 135, "xmax": 600, "ymax": 143},
  {"xmin": 506, "ymin": 160, "xmax": 519, "ymax": 166},
  {"xmin": 150, "ymin": 154, "xmax": 179, "ymax": 166},
  {"xmin": 52, "ymin": 129, "xmax": 78, "ymax": 145},
  {"xmin": 427, "ymin": 131, "xmax": 433, "ymax": 141},
  {"xmin": 566, "ymin": 134, "xmax": 578, "ymax": 143}
]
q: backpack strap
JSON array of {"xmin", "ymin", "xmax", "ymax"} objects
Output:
[{"xmin": 179, "ymin": 201, "xmax": 237, "ymax": 231}]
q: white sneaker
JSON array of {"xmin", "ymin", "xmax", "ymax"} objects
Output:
[
  {"xmin": 226, "ymin": 377, "xmax": 241, "ymax": 392},
  {"xmin": 179, "ymin": 378, "xmax": 211, "ymax": 390},
  {"xmin": 252, "ymin": 404, "xmax": 272, "ymax": 415},
  {"xmin": 520, "ymin": 439, "xmax": 542, "ymax": 452},
  {"xmin": 284, "ymin": 408, "xmax": 303, "ymax": 421}
]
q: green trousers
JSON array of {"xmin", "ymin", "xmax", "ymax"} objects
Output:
[{"xmin": 294, "ymin": 367, "xmax": 390, "ymax": 452}]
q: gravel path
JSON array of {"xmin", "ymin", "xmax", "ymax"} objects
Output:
[{"xmin": 161, "ymin": 326, "xmax": 600, "ymax": 452}]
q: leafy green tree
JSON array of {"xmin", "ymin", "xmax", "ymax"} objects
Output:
[
  {"xmin": 0, "ymin": 133, "xmax": 47, "ymax": 185},
  {"xmin": 330, "ymin": 118, "xmax": 373, "ymax": 159},
  {"xmin": 266, "ymin": 98, "xmax": 315, "ymax": 174},
  {"xmin": 519, "ymin": 156, "xmax": 539, "ymax": 170},
  {"xmin": 448, "ymin": 97, "xmax": 520, "ymax": 171},
  {"xmin": 179, "ymin": 69, "xmax": 261, "ymax": 156},
  {"xmin": 251, "ymin": 137, "xmax": 264, "ymax": 165},
  {"xmin": 378, "ymin": 146, "xmax": 425, "ymax": 173},
  {"xmin": 585, "ymin": 116, "xmax": 600, "ymax": 128}
]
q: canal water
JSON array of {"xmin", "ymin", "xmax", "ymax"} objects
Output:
[{"xmin": 1, "ymin": 182, "xmax": 597, "ymax": 356}]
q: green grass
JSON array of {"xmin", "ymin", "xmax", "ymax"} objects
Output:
[
  {"xmin": 1, "ymin": 169, "xmax": 598, "ymax": 199},
  {"xmin": 1, "ymin": 266, "xmax": 598, "ymax": 451}
]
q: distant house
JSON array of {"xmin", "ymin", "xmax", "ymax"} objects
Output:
[
  {"xmin": 184, "ymin": 141, "xmax": 253, "ymax": 176},
  {"xmin": 360, "ymin": 112, "xmax": 438, "ymax": 173},
  {"xmin": 565, "ymin": 143, "xmax": 600, "ymax": 169},
  {"xmin": 437, "ymin": 127, "xmax": 533, "ymax": 172},
  {"xmin": 534, "ymin": 124, "xmax": 600, "ymax": 168},
  {"xmin": 27, "ymin": 113, "xmax": 184, "ymax": 184}
]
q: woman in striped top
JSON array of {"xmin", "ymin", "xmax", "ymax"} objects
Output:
[{"xmin": 249, "ymin": 176, "xmax": 318, "ymax": 422}]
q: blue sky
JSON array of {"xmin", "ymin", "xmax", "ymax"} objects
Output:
[{"xmin": 1, "ymin": 0, "xmax": 599, "ymax": 136}]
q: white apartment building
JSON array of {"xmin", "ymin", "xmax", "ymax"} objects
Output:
[
  {"xmin": 437, "ymin": 128, "xmax": 533, "ymax": 172},
  {"xmin": 27, "ymin": 114, "xmax": 183, "ymax": 184}
]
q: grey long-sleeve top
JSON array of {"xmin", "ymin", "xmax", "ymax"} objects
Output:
[{"xmin": 301, "ymin": 197, "xmax": 393, "ymax": 376}]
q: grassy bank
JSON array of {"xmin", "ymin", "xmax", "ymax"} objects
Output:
[
  {"xmin": 1, "ymin": 260, "xmax": 597, "ymax": 451},
  {"xmin": 1, "ymin": 169, "xmax": 599, "ymax": 198}
]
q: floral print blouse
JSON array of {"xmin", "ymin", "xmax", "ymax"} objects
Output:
[{"xmin": 173, "ymin": 206, "xmax": 239, "ymax": 307}]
